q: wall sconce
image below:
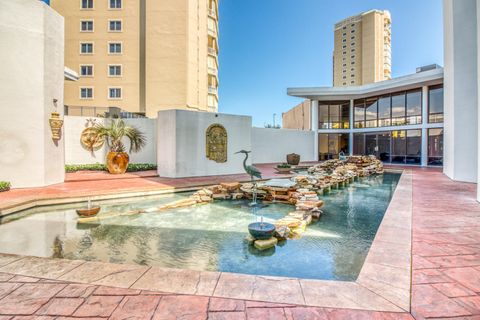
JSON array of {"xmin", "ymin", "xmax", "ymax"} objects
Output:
[{"xmin": 49, "ymin": 98, "xmax": 63, "ymax": 141}]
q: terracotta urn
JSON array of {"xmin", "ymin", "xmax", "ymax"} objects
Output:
[
  {"xmin": 286, "ymin": 153, "xmax": 300, "ymax": 165},
  {"xmin": 107, "ymin": 151, "xmax": 129, "ymax": 174}
]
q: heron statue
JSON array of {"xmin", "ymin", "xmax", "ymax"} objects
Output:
[{"xmin": 235, "ymin": 150, "xmax": 262, "ymax": 205}]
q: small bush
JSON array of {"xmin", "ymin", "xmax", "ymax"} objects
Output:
[
  {"xmin": 277, "ymin": 163, "xmax": 291, "ymax": 168},
  {"xmin": 65, "ymin": 163, "xmax": 157, "ymax": 173},
  {"xmin": 0, "ymin": 181, "xmax": 11, "ymax": 192}
]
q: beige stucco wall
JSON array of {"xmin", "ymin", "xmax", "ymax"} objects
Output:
[
  {"xmin": 0, "ymin": 0, "xmax": 65, "ymax": 188},
  {"xmin": 282, "ymin": 100, "xmax": 311, "ymax": 130},
  {"xmin": 51, "ymin": 0, "xmax": 219, "ymax": 118}
]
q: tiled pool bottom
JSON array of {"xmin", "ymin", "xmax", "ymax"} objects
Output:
[{"xmin": 0, "ymin": 173, "xmax": 400, "ymax": 281}]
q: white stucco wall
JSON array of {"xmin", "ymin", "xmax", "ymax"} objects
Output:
[
  {"xmin": 251, "ymin": 128, "xmax": 315, "ymax": 164},
  {"xmin": 443, "ymin": 0, "xmax": 479, "ymax": 183},
  {"xmin": 157, "ymin": 110, "xmax": 252, "ymax": 178},
  {"xmin": 64, "ymin": 116, "xmax": 156, "ymax": 165},
  {"xmin": 0, "ymin": 0, "xmax": 65, "ymax": 188}
]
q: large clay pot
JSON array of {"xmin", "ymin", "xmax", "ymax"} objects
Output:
[
  {"xmin": 106, "ymin": 152, "xmax": 129, "ymax": 174},
  {"xmin": 286, "ymin": 153, "xmax": 300, "ymax": 165}
]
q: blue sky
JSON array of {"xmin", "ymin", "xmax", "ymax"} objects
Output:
[{"xmin": 217, "ymin": 0, "xmax": 444, "ymax": 127}]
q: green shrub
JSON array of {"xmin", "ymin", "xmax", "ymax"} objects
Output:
[
  {"xmin": 0, "ymin": 181, "xmax": 11, "ymax": 192},
  {"xmin": 277, "ymin": 163, "xmax": 292, "ymax": 168},
  {"xmin": 65, "ymin": 163, "xmax": 157, "ymax": 173}
]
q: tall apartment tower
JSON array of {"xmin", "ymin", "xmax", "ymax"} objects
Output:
[
  {"xmin": 333, "ymin": 10, "xmax": 391, "ymax": 87},
  {"xmin": 51, "ymin": 0, "xmax": 219, "ymax": 118}
]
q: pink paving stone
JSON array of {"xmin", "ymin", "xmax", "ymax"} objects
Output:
[
  {"xmin": 283, "ymin": 307, "xmax": 328, "ymax": 320},
  {"xmin": 413, "ymin": 255, "xmax": 437, "ymax": 269},
  {"xmin": 9, "ymin": 275, "xmax": 39, "ymax": 283},
  {"xmin": 0, "ymin": 283, "xmax": 66, "ymax": 315},
  {"xmin": 324, "ymin": 309, "xmax": 413, "ymax": 320},
  {"xmin": 432, "ymin": 282, "xmax": 477, "ymax": 298},
  {"xmin": 413, "ymin": 268, "xmax": 452, "ymax": 284},
  {"xmin": 426, "ymin": 254, "xmax": 480, "ymax": 268},
  {"xmin": 0, "ymin": 273, "xmax": 15, "ymax": 282},
  {"xmin": 454, "ymin": 296, "xmax": 480, "ymax": 314},
  {"xmin": 411, "ymin": 284, "xmax": 472, "ymax": 318},
  {"xmin": 152, "ymin": 295, "xmax": 209, "ymax": 320},
  {"xmin": 72, "ymin": 295, "xmax": 123, "ymax": 317},
  {"xmin": 0, "ymin": 282, "xmax": 23, "ymax": 299},
  {"xmin": 208, "ymin": 311, "xmax": 246, "ymax": 320},
  {"xmin": 209, "ymin": 297, "xmax": 245, "ymax": 312},
  {"xmin": 245, "ymin": 301, "xmax": 294, "ymax": 308},
  {"xmin": 12, "ymin": 317, "xmax": 55, "ymax": 320},
  {"xmin": 246, "ymin": 308, "xmax": 286, "ymax": 320},
  {"xmin": 36, "ymin": 298, "xmax": 84, "ymax": 316},
  {"xmin": 56, "ymin": 284, "xmax": 96, "ymax": 298},
  {"xmin": 93, "ymin": 286, "xmax": 141, "ymax": 296},
  {"xmin": 443, "ymin": 267, "xmax": 480, "ymax": 292},
  {"xmin": 109, "ymin": 295, "xmax": 161, "ymax": 320}
]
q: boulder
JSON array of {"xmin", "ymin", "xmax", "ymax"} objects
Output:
[
  {"xmin": 221, "ymin": 182, "xmax": 241, "ymax": 192},
  {"xmin": 274, "ymin": 225, "xmax": 290, "ymax": 239},
  {"xmin": 254, "ymin": 237, "xmax": 278, "ymax": 250}
]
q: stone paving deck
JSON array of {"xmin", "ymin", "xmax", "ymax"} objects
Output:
[{"xmin": 0, "ymin": 166, "xmax": 478, "ymax": 318}]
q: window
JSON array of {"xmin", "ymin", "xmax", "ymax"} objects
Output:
[
  {"xmin": 378, "ymin": 96, "xmax": 391, "ymax": 126},
  {"xmin": 109, "ymin": 88, "xmax": 122, "ymax": 99},
  {"xmin": 81, "ymin": 0, "xmax": 93, "ymax": 9},
  {"xmin": 351, "ymin": 74, "xmax": 355, "ymax": 78},
  {"xmin": 429, "ymin": 85, "xmax": 444, "ymax": 123},
  {"xmin": 80, "ymin": 65, "xmax": 93, "ymax": 76},
  {"xmin": 343, "ymin": 76, "xmax": 346, "ymax": 79},
  {"xmin": 109, "ymin": 0, "xmax": 122, "ymax": 9},
  {"xmin": 80, "ymin": 87, "xmax": 93, "ymax": 99},
  {"xmin": 351, "ymin": 55, "xmax": 355, "ymax": 59},
  {"xmin": 342, "ymin": 39, "xmax": 346, "ymax": 43},
  {"xmin": 342, "ymin": 45, "xmax": 346, "ymax": 49},
  {"xmin": 342, "ymin": 51, "xmax": 346, "ymax": 55},
  {"xmin": 108, "ymin": 65, "xmax": 122, "ymax": 76},
  {"xmin": 342, "ymin": 33, "xmax": 346, "ymax": 36},
  {"xmin": 391, "ymin": 93, "xmax": 406, "ymax": 126},
  {"xmin": 109, "ymin": 20, "xmax": 122, "ymax": 32},
  {"xmin": 428, "ymin": 128, "xmax": 443, "ymax": 166},
  {"xmin": 318, "ymin": 102, "xmax": 349, "ymax": 129},
  {"xmin": 354, "ymin": 100, "xmax": 365, "ymax": 128},
  {"xmin": 318, "ymin": 134, "xmax": 349, "ymax": 160},
  {"xmin": 406, "ymin": 130, "xmax": 422, "ymax": 164},
  {"xmin": 351, "ymin": 36, "xmax": 355, "ymax": 40},
  {"xmin": 81, "ymin": 20, "xmax": 93, "ymax": 32},
  {"xmin": 342, "ymin": 70, "xmax": 346, "ymax": 73},
  {"xmin": 351, "ymin": 42, "xmax": 356, "ymax": 46},
  {"xmin": 80, "ymin": 42, "xmax": 93, "ymax": 54},
  {"xmin": 365, "ymin": 98, "xmax": 378, "ymax": 128},
  {"xmin": 343, "ymin": 82, "xmax": 347, "ymax": 85},
  {"xmin": 109, "ymin": 42, "xmax": 122, "ymax": 54},
  {"xmin": 406, "ymin": 90, "xmax": 422, "ymax": 124},
  {"xmin": 351, "ymin": 29, "xmax": 355, "ymax": 33},
  {"xmin": 351, "ymin": 81, "xmax": 355, "ymax": 84}
]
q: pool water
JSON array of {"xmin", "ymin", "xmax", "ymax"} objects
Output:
[{"xmin": 0, "ymin": 173, "xmax": 400, "ymax": 281}]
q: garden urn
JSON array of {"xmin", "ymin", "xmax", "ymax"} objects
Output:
[{"xmin": 107, "ymin": 152, "xmax": 129, "ymax": 174}]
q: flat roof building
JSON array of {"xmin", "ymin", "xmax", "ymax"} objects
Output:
[{"xmin": 288, "ymin": 66, "xmax": 444, "ymax": 167}]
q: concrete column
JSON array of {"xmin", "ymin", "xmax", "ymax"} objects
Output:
[
  {"xmin": 0, "ymin": 1, "xmax": 65, "ymax": 188},
  {"xmin": 421, "ymin": 86, "xmax": 429, "ymax": 167},
  {"xmin": 443, "ymin": 0, "xmax": 478, "ymax": 183},
  {"xmin": 349, "ymin": 99, "xmax": 354, "ymax": 155},
  {"xmin": 311, "ymin": 100, "xmax": 319, "ymax": 161},
  {"xmin": 477, "ymin": 0, "xmax": 480, "ymax": 201}
]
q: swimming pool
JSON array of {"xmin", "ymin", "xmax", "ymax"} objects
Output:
[{"xmin": 0, "ymin": 173, "xmax": 400, "ymax": 281}]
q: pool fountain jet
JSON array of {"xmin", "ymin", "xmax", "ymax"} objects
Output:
[
  {"xmin": 235, "ymin": 150, "xmax": 276, "ymax": 240},
  {"xmin": 76, "ymin": 197, "xmax": 101, "ymax": 218}
]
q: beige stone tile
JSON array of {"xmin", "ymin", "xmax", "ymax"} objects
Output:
[
  {"xmin": 357, "ymin": 276, "xmax": 410, "ymax": 311},
  {"xmin": 0, "ymin": 256, "xmax": 84, "ymax": 279},
  {"xmin": 300, "ymin": 280, "xmax": 403, "ymax": 312},
  {"xmin": 251, "ymin": 276, "xmax": 305, "ymax": 305},
  {"xmin": 59, "ymin": 261, "xmax": 149, "ymax": 288},
  {"xmin": 213, "ymin": 272, "xmax": 256, "ymax": 300},
  {"xmin": 131, "ymin": 267, "xmax": 219, "ymax": 295},
  {"xmin": 0, "ymin": 254, "xmax": 24, "ymax": 267},
  {"xmin": 365, "ymin": 241, "xmax": 411, "ymax": 269}
]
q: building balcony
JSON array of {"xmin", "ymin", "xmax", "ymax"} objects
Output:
[
  {"xmin": 208, "ymin": 47, "xmax": 217, "ymax": 56},
  {"xmin": 208, "ymin": 27, "xmax": 217, "ymax": 38},
  {"xmin": 208, "ymin": 9, "xmax": 217, "ymax": 19},
  {"xmin": 208, "ymin": 67, "xmax": 218, "ymax": 76},
  {"xmin": 208, "ymin": 86, "xmax": 218, "ymax": 95}
]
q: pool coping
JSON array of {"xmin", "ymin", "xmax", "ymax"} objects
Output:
[{"xmin": 0, "ymin": 169, "xmax": 412, "ymax": 312}]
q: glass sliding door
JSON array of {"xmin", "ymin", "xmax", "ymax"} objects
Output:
[
  {"xmin": 391, "ymin": 130, "xmax": 406, "ymax": 164},
  {"xmin": 406, "ymin": 130, "xmax": 421, "ymax": 164},
  {"xmin": 377, "ymin": 132, "xmax": 391, "ymax": 162},
  {"xmin": 318, "ymin": 133, "xmax": 349, "ymax": 160},
  {"xmin": 428, "ymin": 128, "xmax": 443, "ymax": 165}
]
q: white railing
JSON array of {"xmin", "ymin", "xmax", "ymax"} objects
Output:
[
  {"xmin": 208, "ymin": 86, "xmax": 217, "ymax": 94},
  {"xmin": 208, "ymin": 9, "xmax": 217, "ymax": 19},
  {"xmin": 208, "ymin": 47, "xmax": 217, "ymax": 55},
  {"xmin": 208, "ymin": 67, "xmax": 218, "ymax": 75}
]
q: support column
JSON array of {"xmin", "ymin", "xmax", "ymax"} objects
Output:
[
  {"xmin": 311, "ymin": 100, "xmax": 319, "ymax": 161},
  {"xmin": 421, "ymin": 86, "xmax": 429, "ymax": 167},
  {"xmin": 349, "ymin": 99, "xmax": 354, "ymax": 155},
  {"xmin": 443, "ymin": 0, "xmax": 478, "ymax": 183}
]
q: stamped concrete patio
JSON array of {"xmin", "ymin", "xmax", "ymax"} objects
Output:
[{"xmin": 0, "ymin": 165, "xmax": 478, "ymax": 319}]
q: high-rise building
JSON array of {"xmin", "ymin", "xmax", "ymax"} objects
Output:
[
  {"xmin": 333, "ymin": 9, "xmax": 391, "ymax": 87},
  {"xmin": 51, "ymin": 0, "xmax": 219, "ymax": 118}
]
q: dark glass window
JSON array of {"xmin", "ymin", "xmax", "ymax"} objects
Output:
[
  {"xmin": 318, "ymin": 102, "xmax": 350, "ymax": 129},
  {"xmin": 428, "ymin": 128, "xmax": 443, "ymax": 166},
  {"xmin": 318, "ymin": 134, "xmax": 349, "ymax": 160},
  {"xmin": 429, "ymin": 85, "xmax": 444, "ymax": 123},
  {"xmin": 406, "ymin": 90, "xmax": 422, "ymax": 124},
  {"xmin": 406, "ymin": 130, "xmax": 422, "ymax": 164},
  {"xmin": 378, "ymin": 96, "xmax": 391, "ymax": 126},
  {"xmin": 391, "ymin": 130, "xmax": 406, "ymax": 164},
  {"xmin": 365, "ymin": 98, "xmax": 378, "ymax": 128},
  {"xmin": 82, "ymin": 0, "xmax": 93, "ymax": 9},
  {"xmin": 354, "ymin": 99, "xmax": 365, "ymax": 128},
  {"xmin": 353, "ymin": 133, "xmax": 365, "ymax": 155},
  {"xmin": 391, "ymin": 93, "xmax": 406, "ymax": 126}
]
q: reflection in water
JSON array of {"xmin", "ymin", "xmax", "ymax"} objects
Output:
[{"xmin": 0, "ymin": 173, "xmax": 400, "ymax": 281}]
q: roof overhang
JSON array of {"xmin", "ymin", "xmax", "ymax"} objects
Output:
[
  {"xmin": 64, "ymin": 67, "xmax": 79, "ymax": 81},
  {"xmin": 287, "ymin": 68, "xmax": 444, "ymax": 101}
]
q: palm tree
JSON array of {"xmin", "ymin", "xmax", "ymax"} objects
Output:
[
  {"xmin": 93, "ymin": 119, "xmax": 146, "ymax": 153},
  {"xmin": 92, "ymin": 119, "xmax": 146, "ymax": 174}
]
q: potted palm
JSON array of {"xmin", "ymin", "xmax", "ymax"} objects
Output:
[{"xmin": 92, "ymin": 119, "xmax": 146, "ymax": 174}]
